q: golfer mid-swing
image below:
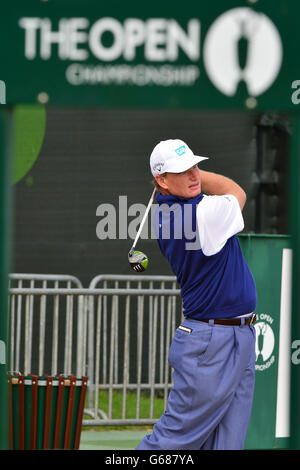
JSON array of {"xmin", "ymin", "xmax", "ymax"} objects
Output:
[{"xmin": 136, "ymin": 139, "xmax": 257, "ymax": 450}]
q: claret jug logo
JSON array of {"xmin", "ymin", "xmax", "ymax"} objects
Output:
[
  {"xmin": 254, "ymin": 313, "xmax": 275, "ymax": 371},
  {"xmin": 203, "ymin": 7, "xmax": 283, "ymax": 97}
]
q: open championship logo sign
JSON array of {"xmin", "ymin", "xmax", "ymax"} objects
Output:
[
  {"xmin": 254, "ymin": 313, "xmax": 276, "ymax": 371},
  {"xmin": 18, "ymin": 6, "xmax": 283, "ymax": 99}
]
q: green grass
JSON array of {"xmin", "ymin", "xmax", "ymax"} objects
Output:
[{"xmin": 84, "ymin": 389, "xmax": 166, "ymax": 422}]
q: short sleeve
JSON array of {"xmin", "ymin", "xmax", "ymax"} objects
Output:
[{"xmin": 196, "ymin": 194, "xmax": 244, "ymax": 256}]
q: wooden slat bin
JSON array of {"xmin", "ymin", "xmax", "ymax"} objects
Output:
[{"xmin": 9, "ymin": 375, "xmax": 88, "ymax": 450}]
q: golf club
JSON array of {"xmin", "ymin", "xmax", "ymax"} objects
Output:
[{"xmin": 128, "ymin": 188, "xmax": 157, "ymax": 272}]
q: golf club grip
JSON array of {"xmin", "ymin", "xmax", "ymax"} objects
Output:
[{"xmin": 131, "ymin": 188, "xmax": 157, "ymax": 250}]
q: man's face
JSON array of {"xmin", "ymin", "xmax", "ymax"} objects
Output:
[{"xmin": 156, "ymin": 165, "xmax": 201, "ymax": 198}]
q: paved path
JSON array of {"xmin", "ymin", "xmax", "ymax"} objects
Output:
[{"xmin": 79, "ymin": 430, "xmax": 150, "ymax": 450}]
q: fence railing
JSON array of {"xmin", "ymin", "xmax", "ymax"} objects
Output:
[
  {"xmin": 9, "ymin": 274, "xmax": 84, "ymax": 377},
  {"xmin": 8, "ymin": 274, "xmax": 182, "ymax": 426}
]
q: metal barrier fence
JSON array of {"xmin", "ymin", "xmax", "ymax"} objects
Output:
[
  {"xmin": 8, "ymin": 274, "xmax": 182, "ymax": 426},
  {"xmin": 9, "ymin": 274, "xmax": 83, "ymax": 377},
  {"xmin": 86, "ymin": 275, "xmax": 181, "ymax": 426}
]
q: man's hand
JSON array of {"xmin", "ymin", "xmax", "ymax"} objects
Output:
[{"xmin": 199, "ymin": 170, "xmax": 246, "ymax": 210}]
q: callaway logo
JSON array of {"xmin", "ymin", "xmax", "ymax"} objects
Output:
[
  {"xmin": 203, "ymin": 7, "xmax": 282, "ymax": 97},
  {"xmin": 153, "ymin": 162, "xmax": 165, "ymax": 173},
  {"xmin": 175, "ymin": 145, "xmax": 186, "ymax": 156}
]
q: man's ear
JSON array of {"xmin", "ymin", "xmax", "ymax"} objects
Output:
[{"xmin": 155, "ymin": 174, "xmax": 168, "ymax": 190}]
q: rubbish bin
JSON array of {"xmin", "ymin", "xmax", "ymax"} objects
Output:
[{"xmin": 9, "ymin": 374, "xmax": 88, "ymax": 450}]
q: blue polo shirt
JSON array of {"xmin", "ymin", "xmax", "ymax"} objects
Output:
[{"xmin": 153, "ymin": 192, "xmax": 257, "ymax": 319}]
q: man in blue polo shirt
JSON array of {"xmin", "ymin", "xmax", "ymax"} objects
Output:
[{"xmin": 136, "ymin": 139, "xmax": 257, "ymax": 450}]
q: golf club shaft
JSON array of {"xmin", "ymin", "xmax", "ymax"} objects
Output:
[{"xmin": 129, "ymin": 188, "xmax": 157, "ymax": 254}]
